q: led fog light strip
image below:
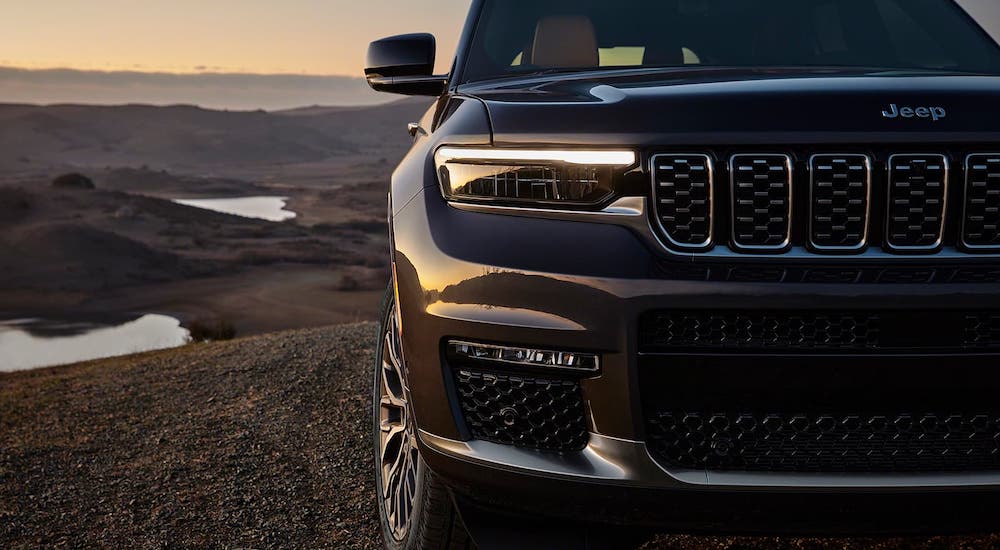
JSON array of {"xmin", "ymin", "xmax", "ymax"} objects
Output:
[
  {"xmin": 436, "ymin": 148, "xmax": 636, "ymax": 167},
  {"xmin": 448, "ymin": 340, "xmax": 600, "ymax": 372}
]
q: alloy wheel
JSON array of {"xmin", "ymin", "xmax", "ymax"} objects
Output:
[{"xmin": 377, "ymin": 307, "xmax": 418, "ymax": 542}]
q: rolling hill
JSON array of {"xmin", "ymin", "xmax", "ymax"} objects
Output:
[{"xmin": 0, "ymin": 98, "xmax": 431, "ymax": 178}]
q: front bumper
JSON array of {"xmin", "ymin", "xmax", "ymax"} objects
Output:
[
  {"xmin": 391, "ymin": 185, "xmax": 1000, "ymax": 532},
  {"xmin": 420, "ymin": 431, "xmax": 1000, "ymax": 535}
]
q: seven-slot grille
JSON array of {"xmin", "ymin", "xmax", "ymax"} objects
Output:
[
  {"xmin": 886, "ymin": 154, "xmax": 949, "ymax": 250},
  {"xmin": 730, "ymin": 155, "xmax": 793, "ymax": 250},
  {"xmin": 963, "ymin": 154, "xmax": 1000, "ymax": 250},
  {"xmin": 809, "ymin": 155, "xmax": 871, "ymax": 250},
  {"xmin": 650, "ymin": 154, "xmax": 713, "ymax": 248}
]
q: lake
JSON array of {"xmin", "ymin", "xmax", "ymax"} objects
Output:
[
  {"xmin": 173, "ymin": 196, "xmax": 297, "ymax": 222},
  {"xmin": 0, "ymin": 314, "xmax": 190, "ymax": 372}
]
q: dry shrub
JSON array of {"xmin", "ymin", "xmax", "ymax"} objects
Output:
[{"xmin": 187, "ymin": 318, "xmax": 237, "ymax": 342}]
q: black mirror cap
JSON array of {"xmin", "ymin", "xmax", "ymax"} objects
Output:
[
  {"xmin": 365, "ymin": 33, "xmax": 436, "ymax": 79},
  {"xmin": 365, "ymin": 33, "xmax": 448, "ymax": 96}
]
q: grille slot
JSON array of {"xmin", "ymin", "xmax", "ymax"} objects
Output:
[
  {"xmin": 963, "ymin": 154, "xmax": 1000, "ymax": 250},
  {"xmin": 730, "ymin": 154, "xmax": 793, "ymax": 250},
  {"xmin": 646, "ymin": 411, "xmax": 1000, "ymax": 473},
  {"xmin": 454, "ymin": 369, "xmax": 588, "ymax": 453},
  {"xmin": 650, "ymin": 154, "xmax": 713, "ymax": 249},
  {"xmin": 809, "ymin": 154, "xmax": 871, "ymax": 251},
  {"xmin": 886, "ymin": 154, "xmax": 949, "ymax": 251}
]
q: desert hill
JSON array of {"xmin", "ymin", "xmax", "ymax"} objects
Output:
[{"xmin": 0, "ymin": 98, "xmax": 430, "ymax": 178}]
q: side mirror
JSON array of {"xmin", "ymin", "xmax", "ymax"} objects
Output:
[{"xmin": 365, "ymin": 33, "xmax": 448, "ymax": 96}]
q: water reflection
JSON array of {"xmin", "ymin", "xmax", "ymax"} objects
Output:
[
  {"xmin": 0, "ymin": 314, "xmax": 190, "ymax": 372},
  {"xmin": 173, "ymin": 196, "xmax": 297, "ymax": 222}
]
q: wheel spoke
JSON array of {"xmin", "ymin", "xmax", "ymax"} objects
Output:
[{"xmin": 381, "ymin": 367, "xmax": 406, "ymax": 407}]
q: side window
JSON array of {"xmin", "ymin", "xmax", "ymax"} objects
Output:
[
  {"xmin": 682, "ymin": 47, "xmax": 701, "ymax": 65},
  {"xmin": 875, "ymin": 0, "xmax": 955, "ymax": 67},
  {"xmin": 598, "ymin": 47, "xmax": 645, "ymax": 67}
]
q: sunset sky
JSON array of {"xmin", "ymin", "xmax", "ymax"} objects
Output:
[
  {"xmin": 0, "ymin": 0, "xmax": 470, "ymax": 76},
  {"xmin": 0, "ymin": 0, "xmax": 997, "ymax": 109}
]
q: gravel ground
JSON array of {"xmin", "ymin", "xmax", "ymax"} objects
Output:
[{"xmin": 1, "ymin": 324, "xmax": 998, "ymax": 549}]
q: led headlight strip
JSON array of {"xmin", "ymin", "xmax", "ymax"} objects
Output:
[{"xmin": 436, "ymin": 147, "xmax": 636, "ymax": 166}]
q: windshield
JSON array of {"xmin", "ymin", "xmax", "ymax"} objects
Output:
[{"xmin": 461, "ymin": 0, "xmax": 1000, "ymax": 83}]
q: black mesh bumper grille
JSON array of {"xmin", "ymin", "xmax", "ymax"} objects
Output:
[
  {"xmin": 646, "ymin": 411, "xmax": 1000, "ymax": 473},
  {"xmin": 640, "ymin": 310, "xmax": 1000, "ymax": 353},
  {"xmin": 967, "ymin": 313, "xmax": 1000, "ymax": 348},
  {"xmin": 809, "ymin": 154, "xmax": 870, "ymax": 250},
  {"xmin": 639, "ymin": 311, "xmax": 879, "ymax": 352},
  {"xmin": 651, "ymin": 154, "xmax": 713, "ymax": 248},
  {"xmin": 963, "ymin": 154, "xmax": 1000, "ymax": 249},
  {"xmin": 454, "ymin": 370, "xmax": 588, "ymax": 452},
  {"xmin": 730, "ymin": 155, "xmax": 792, "ymax": 250}
]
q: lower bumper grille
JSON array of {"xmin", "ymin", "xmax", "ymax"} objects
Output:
[
  {"xmin": 641, "ymin": 311, "xmax": 878, "ymax": 352},
  {"xmin": 639, "ymin": 310, "xmax": 1000, "ymax": 353},
  {"xmin": 647, "ymin": 411, "xmax": 1000, "ymax": 473},
  {"xmin": 454, "ymin": 369, "xmax": 588, "ymax": 453}
]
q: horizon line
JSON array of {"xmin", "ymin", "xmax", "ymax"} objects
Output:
[
  {"xmin": 0, "ymin": 64, "xmax": 367, "ymax": 80},
  {"xmin": 0, "ymin": 94, "xmax": 419, "ymax": 111}
]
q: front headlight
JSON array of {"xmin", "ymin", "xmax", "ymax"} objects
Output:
[{"xmin": 434, "ymin": 147, "xmax": 636, "ymax": 208}]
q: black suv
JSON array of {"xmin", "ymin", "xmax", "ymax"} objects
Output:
[{"xmin": 365, "ymin": 1, "xmax": 1000, "ymax": 548}]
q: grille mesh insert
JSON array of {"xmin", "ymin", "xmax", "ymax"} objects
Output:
[
  {"xmin": 651, "ymin": 154, "xmax": 713, "ymax": 248},
  {"xmin": 967, "ymin": 313, "xmax": 1000, "ymax": 348},
  {"xmin": 810, "ymin": 155, "xmax": 870, "ymax": 250},
  {"xmin": 455, "ymin": 370, "xmax": 588, "ymax": 453},
  {"xmin": 639, "ymin": 311, "xmax": 879, "ymax": 351},
  {"xmin": 730, "ymin": 155, "xmax": 792, "ymax": 250},
  {"xmin": 963, "ymin": 154, "xmax": 1000, "ymax": 249},
  {"xmin": 640, "ymin": 310, "xmax": 1000, "ymax": 352},
  {"xmin": 646, "ymin": 411, "xmax": 1000, "ymax": 472},
  {"xmin": 886, "ymin": 155, "xmax": 948, "ymax": 250}
]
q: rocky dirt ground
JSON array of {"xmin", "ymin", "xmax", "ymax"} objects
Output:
[{"xmin": 2, "ymin": 324, "xmax": 998, "ymax": 549}]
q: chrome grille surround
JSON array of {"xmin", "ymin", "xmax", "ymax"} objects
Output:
[
  {"xmin": 809, "ymin": 154, "xmax": 872, "ymax": 252},
  {"xmin": 962, "ymin": 154, "xmax": 1000, "ymax": 251},
  {"xmin": 649, "ymin": 154, "xmax": 714, "ymax": 249},
  {"xmin": 885, "ymin": 154, "xmax": 949, "ymax": 252},
  {"xmin": 729, "ymin": 154, "xmax": 793, "ymax": 251},
  {"xmin": 640, "ymin": 150, "xmax": 1000, "ymax": 258}
]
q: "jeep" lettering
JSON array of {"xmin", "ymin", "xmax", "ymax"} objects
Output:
[{"xmin": 882, "ymin": 103, "xmax": 947, "ymax": 121}]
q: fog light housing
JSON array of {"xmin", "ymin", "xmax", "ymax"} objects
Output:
[{"xmin": 447, "ymin": 340, "xmax": 600, "ymax": 373}]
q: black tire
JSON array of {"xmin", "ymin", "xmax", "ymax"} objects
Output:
[{"xmin": 373, "ymin": 285, "xmax": 475, "ymax": 550}]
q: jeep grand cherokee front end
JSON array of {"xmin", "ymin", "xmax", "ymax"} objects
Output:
[{"xmin": 365, "ymin": 1, "xmax": 1000, "ymax": 548}]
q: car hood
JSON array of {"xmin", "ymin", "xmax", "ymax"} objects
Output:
[{"xmin": 460, "ymin": 69, "xmax": 1000, "ymax": 146}]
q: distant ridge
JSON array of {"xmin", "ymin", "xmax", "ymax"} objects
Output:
[{"xmin": 0, "ymin": 98, "xmax": 431, "ymax": 175}]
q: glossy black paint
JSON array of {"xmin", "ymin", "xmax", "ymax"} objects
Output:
[
  {"xmin": 373, "ymin": 0, "xmax": 1000, "ymax": 539},
  {"xmin": 365, "ymin": 33, "xmax": 437, "ymax": 78},
  {"xmin": 365, "ymin": 33, "xmax": 448, "ymax": 96},
  {"xmin": 470, "ymin": 70, "xmax": 1000, "ymax": 145}
]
